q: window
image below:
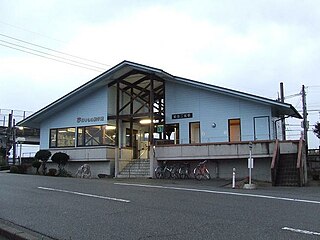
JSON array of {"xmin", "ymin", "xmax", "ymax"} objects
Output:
[
  {"xmin": 189, "ymin": 122, "xmax": 201, "ymax": 144},
  {"xmin": 77, "ymin": 125, "xmax": 116, "ymax": 146},
  {"xmin": 254, "ymin": 116, "xmax": 270, "ymax": 140},
  {"xmin": 50, "ymin": 129, "xmax": 57, "ymax": 148},
  {"xmin": 50, "ymin": 128, "xmax": 75, "ymax": 148},
  {"xmin": 229, "ymin": 119, "xmax": 241, "ymax": 142},
  {"xmin": 165, "ymin": 123, "xmax": 179, "ymax": 144}
]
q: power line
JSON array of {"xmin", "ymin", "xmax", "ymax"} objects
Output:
[
  {"xmin": 0, "ymin": 39, "xmax": 105, "ymax": 71},
  {"xmin": 0, "ymin": 43, "xmax": 103, "ymax": 72},
  {"xmin": 0, "ymin": 20, "xmax": 67, "ymax": 44},
  {"xmin": 0, "ymin": 32, "xmax": 110, "ymax": 67}
]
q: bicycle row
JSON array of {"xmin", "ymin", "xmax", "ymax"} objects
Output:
[{"xmin": 154, "ymin": 160, "xmax": 211, "ymax": 180}]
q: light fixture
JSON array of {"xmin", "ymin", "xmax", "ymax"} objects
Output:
[
  {"xmin": 140, "ymin": 119, "xmax": 152, "ymax": 124},
  {"xmin": 105, "ymin": 125, "xmax": 116, "ymax": 130}
]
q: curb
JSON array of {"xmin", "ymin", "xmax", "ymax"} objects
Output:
[{"xmin": 0, "ymin": 219, "xmax": 54, "ymax": 240}]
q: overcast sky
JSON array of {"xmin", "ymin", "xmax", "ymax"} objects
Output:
[{"xmin": 1, "ymin": 0, "xmax": 319, "ymax": 148}]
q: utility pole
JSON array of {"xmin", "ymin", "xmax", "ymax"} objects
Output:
[
  {"xmin": 12, "ymin": 119, "xmax": 16, "ymax": 165},
  {"xmin": 302, "ymin": 85, "xmax": 308, "ymax": 152},
  {"xmin": 280, "ymin": 82, "xmax": 286, "ymax": 140}
]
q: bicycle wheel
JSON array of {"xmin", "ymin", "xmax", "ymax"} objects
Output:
[
  {"xmin": 194, "ymin": 167, "xmax": 202, "ymax": 180},
  {"xmin": 204, "ymin": 169, "xmax": 211, "ymax": 180},
  {"xmin": 179, "ymin": 168, "xmax": 187, "ymax": 179},
  {"xmin": 154, "ymin": 166, "xmax": 163, "ymax": 179},
  {"xmin": 171, "ymin": 166, "xmax": 179, "ymax": 179},
  {"xmin": 163, "ymin": 168, "xmax": 171, "ymax": 179}
]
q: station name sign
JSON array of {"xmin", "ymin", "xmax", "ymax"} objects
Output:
[
  {"xmin": 77, "ymin": 116, "xmax": 105, "ymax": 123},
  {"xmin": 172, "ymin": 113, "xmax": 193, "ymax": 119}
]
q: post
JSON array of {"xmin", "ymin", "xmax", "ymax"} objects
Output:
[
  {"xmin": 243, "ymin": 142, "xmax": 256, "ymax": 189},
  {"xmin": 249, "ymin": 142, "xmax": 252, "ymax": 185},
  {"xmin": 19, "ymin": 142, "xmax": 22, "ymax": 165},
  {"xmin": 280, "ymin": 82, "xmax": 286, "ymax": 140},
  {"xmin": 232, "ymin": 168, "xmax": 236, "ymax": 189},
  {"xmin": 12, "ymin": 119, "xmax": 16, "ymax": 165},
  {"xmin": 302, "ymin": 85, "xmax": 308, "ymax": 153}
]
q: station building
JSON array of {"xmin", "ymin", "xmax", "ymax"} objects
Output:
[{"xmin": 19, "ymin": 61, "xmax": 306, "ymax": 185}]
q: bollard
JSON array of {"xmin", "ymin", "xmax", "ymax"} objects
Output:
[{"xmin": 232, "ymin": 168, "xmax": 236, "ymax": 189}]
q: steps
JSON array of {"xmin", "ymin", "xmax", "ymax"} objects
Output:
[
  {"xmin": 118, "ymin": 159, "xmax": 150, "ymax": 178},
  {"xmin": 275, "ymin": 154, "xmax": 299, "ymax": 186}
]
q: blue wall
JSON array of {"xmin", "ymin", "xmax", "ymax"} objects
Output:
[
  {"xmin": 40, "ymin": 87, "xmax": 108, "ymax": 148},
  {"xmin": 165, "ymin": 81, "xmax": 272, "ymax": 143}
]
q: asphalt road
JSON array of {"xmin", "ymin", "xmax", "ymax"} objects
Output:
[{"xmin": 1, "ymin": 172, "xmax": 320, "ymax": 240}]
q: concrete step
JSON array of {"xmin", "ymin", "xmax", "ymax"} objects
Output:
[{"xmin": 118, "ymin": 159, "xmax": 150, "ymax": 178}]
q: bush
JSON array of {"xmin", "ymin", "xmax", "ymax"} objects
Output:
[
  {"xmin": 35, "ymin": 150, "xmax": 51, "ymax": 175},
  {"xmin": 32, "ymin": 160, "xmax": 42, "ymax": 174},
  {"xmin": 48, "ymin": 168, "xmax": 57, "ymax": 176},
  {"xmin": 51, "ymin": 152, "xmax": 69, "ymax": 175},
  {"xmin": 9, "ymin": 165, "xmax": 28, "ymax": 174},
  {"xmin": 10, "ymin": 165, "xmax": 19, "ymax": 173},
  {"xmin": 58, "ymin": 169, "xmax": 73, "ymax": 177}
]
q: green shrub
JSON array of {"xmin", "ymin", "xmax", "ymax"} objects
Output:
[
  {"xmin": 10, "ymin": 165, "xmax": 28, "ymax": 174},
  {"xmin": 58, "ymin": 169, "xmax": 73, "ymax": 177},
  {"xmin": 10, "ymin": 165, "xmax": 19, "ymax": 173},
  {"xmin": 51, "ymin": 152, "xmax": 70, "ymax": 176},
  {"xmin": 32, "ymin": 160, "xmax": 42, "ymax": 174},
  {"xmin": 35, "ymin": 150, "xmax": 51, "ymax": 175},
  {"xmin": 18, "ymin": 164, "xmax": 29, "ymax": 174},
  {"xmin": 48, "ymin": 168, "xmax": 57, "ymax": 176}
]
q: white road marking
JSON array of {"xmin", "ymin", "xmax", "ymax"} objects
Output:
[
  {"xmin": 282, "ymin": 227, "xmax": 320, "ymax": 236},
  {"xmin": 38, "ymin": 187, "xmax": 130, "ymax": 203},
  {"xmin": 114, "ymin": 183, "xmax": 320, "ymax": 205}
]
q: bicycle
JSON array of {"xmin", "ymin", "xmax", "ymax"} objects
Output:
[
  {"xmin": 193, "ymin": 160, "xmax": 210, "ymax": 180},
  {"xmin": 178, "ymin": 162, "xmax": 191, "ymax": 179},
  {"xmin": 155, "ymin": 161, "xmax": 173, "ymax": 179}
]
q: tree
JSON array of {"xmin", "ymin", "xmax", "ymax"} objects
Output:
[
  {"xmin": 34, "ymin": 150, "xmax": 51, "ymax": 175},
  {"xmin": 51, "ymin": 152, "xmax": 69, "ymax": 175},
  {"xmin": 313, "ymin": 122, "xmax": 320, "ymax": 139}
]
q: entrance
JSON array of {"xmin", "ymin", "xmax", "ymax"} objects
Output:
[
  {"xmin": 107, "ymin": 70, "xmax": 165, "ymax": 176},
  {"xmin": 229, "ymin": 119, "xmax": 241, "ymax": 142},
  {"xmin": 189, "ymin": 122, "xmax": 200, "ymax": 144}
]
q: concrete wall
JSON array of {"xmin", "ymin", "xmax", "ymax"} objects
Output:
[
  {"xmin": 46, "ymin": 161, "xmax": 113, "ymax": 178},
  {"xmin": 155, "ymin": 140, "xmax": 300, "ymax": 182},
  {"xmin": 46, "ymin": 146, "xmax": 115, "ymax": 178},
  {"xmin": 155, "ymin": 141, "xmax": 275, "ymax": 160}
]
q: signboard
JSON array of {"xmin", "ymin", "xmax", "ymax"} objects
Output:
[
  {"xmin": 248, "ymin": 157, "xmax": 254, "ymax": 169},
  {"xmin": 157, "ymin": 125, "xmax": 164, "ymax": 133},
  {"xmin": 77, "ymin": 116, "xmax": 105, "ymax": 124},
  {"xmin": 172, "ymin": 113, "xmax": 193, "ymax": 119}
]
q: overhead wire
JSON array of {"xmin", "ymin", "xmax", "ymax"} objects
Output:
[
  {"xmin": 0, "ymin": 33, "xmax": 110, "ymax": 67},
  {"xmin": 0, "ymin": 20, "xmax": 67, "ymax": 44},
  {"xmin": 0, "ymin": 39, "xmax": 105, "ymax": 71},
  {"xmin": 0, "ymin": 42, "xmax": 103, "ymax": 72}
]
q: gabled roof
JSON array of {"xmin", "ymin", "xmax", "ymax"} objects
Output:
[{"xmin": 18, "ymin": 60, "xmax": 302, "ymax": 128}]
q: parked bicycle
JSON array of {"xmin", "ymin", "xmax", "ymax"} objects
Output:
[
  {"xmin": 155, "ymin": 161, "xmax": 175, "ymax": 179},
  {"xmin": 178, "ymin": 162, "xmax": 191, "ymax": 179},
  {"xmin": 193, "ymin": 160, "xmax": 210, "ymax": 180}
]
